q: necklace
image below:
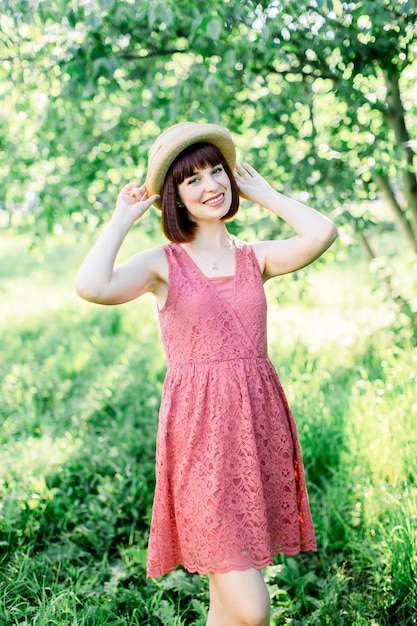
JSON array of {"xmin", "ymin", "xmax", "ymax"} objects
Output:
[
  {"xmin": 186, "ymin": 236, "xmax": 235, "ymax": 271},
  {"xmin": 211, "ymin": 246, "xmax": 231, "ymax": 270}
]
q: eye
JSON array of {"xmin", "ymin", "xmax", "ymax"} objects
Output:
[
  {"xmin": 212, "ymin": 165, "xmax": 223, "ymax": 174},
  {"xmin": 188, "ymin": 176, "xmax": 200, "ymax": 185}
]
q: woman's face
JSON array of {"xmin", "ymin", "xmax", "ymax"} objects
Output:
[{"xmin": 177, "ymin": 163, "xmax": 232, "ymax": 222}]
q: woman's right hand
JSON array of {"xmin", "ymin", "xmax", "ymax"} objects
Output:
[{"xmin": 115, "ymin": 182, "xmax": 160, "ymax": 223}]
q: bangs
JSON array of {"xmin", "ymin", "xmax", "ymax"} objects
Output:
[{"xmin": 171, "ymin": 143, "xmax": 226, "ymax": 186}]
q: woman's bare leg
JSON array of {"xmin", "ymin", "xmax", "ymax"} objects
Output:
[{"xmin": 206, "ymin": 568, "xmax": 270, "ymax": 626}]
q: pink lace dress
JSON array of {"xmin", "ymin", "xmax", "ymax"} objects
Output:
[{"xmin": 146, "ymin": 240, "xmax": 317, "ymax": 578}]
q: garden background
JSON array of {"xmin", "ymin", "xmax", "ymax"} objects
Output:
[{"xmin": 1, "ymin": 1, "xmax": 416, "ymax": 624}]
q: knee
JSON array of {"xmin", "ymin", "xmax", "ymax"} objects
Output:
[
  {"xmin": 209, "ymin": 569, "xmax": 270, "ymax": 626},
  {"xmin": 237, "ymin": 601, "xmax": 270, "ymax": 626},
  {"xmin": 231, "ymin": 586, "xmax": 270, "ymax": 626}
]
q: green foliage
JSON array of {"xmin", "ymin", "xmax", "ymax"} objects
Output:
[
  {"xmin": 0, "ymin": 231, "xmax": 416, "ymax": 624},
  {"xmin": 1, "ymin": 0, "xmax": 416, "ymax": 252}
]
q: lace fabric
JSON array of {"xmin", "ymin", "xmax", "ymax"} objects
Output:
[{"xmin": 147, "ymin": 240, "xmax": 317, "ymax": 578}]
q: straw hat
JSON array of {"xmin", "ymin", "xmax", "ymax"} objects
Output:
[{"xmin": 145, "ymin": 122, "xmax": 236, "ymax": 209}]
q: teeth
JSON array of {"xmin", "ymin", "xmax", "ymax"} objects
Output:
[{"xmin": 205, "ymin": 194, "xmax": 223, "ymax": 205}]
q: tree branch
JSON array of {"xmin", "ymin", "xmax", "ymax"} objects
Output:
[
  {"xmin": 383, "ymin": 66, "xmax": 417, "ymax": 239},
  {"xmin": 118, "ymin": 48, "xmax": 187, "ymax": 60},
  {"xmin": 375, "ymin": 172, "xmax": 417, "ymax": 252}
]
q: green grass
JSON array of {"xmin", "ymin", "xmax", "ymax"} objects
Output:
[{"xmin": 0, "ymin": 231, "xmax": 416, "ymax": 625}]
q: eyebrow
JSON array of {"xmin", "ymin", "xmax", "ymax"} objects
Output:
[
  {"xmin": 183, "ymin": 163, "xmax": 222, "ymax": 182},
  {"xmin": 183, "ymin": 168, "xmax": 203, "ymax": 180},
  {"xmin": 190, "ymin": 163, "xmax": 221, "ymax": 175}
]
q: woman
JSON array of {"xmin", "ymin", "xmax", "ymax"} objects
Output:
[{"xmin": 75, "ymin": 122, "xmax": 338, "ymax": 626}]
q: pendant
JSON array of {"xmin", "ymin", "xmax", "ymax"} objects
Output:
[{"xmin": 212, "ymin": 262, "xmax": 219, "ymax": 270}]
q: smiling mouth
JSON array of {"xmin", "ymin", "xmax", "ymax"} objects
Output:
[{"xmin": 204, "ymin": 193, "xmax": 224, "ymax": 206}]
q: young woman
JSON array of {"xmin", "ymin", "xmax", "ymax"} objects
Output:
[{"xmin": 75, "ymin": 122, "xmax": 338, "ymax": 626}]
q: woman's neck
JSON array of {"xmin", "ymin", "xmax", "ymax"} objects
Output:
[
  {"xmin": 179, "ymin": 224, "xmax": 236, "ymax": 276},
  {"xmin": 184, "ymin": 224, "xmax": 232, "ymax": 251}
]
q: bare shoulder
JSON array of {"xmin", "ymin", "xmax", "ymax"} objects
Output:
[
  {"xmin": 146, "ymin": 245, "xmax": 169, "ymax": 280},
  {"xmin": 248, "ymin": 241, "xmax": 270, "ymax": 275},
  {"xmin": 249, "ymin": 239, "xmax": 297, "ymax": 280},
  {"xmin": 154, "ymin": 246, "xmax": 169, "ymax": 283},
  {"xmin": 138, "ymin": 245, "xmax": 169, "ymax": 307},
  {"xmin": 126, "ymin": 244, "xmax": 169, "ymax": 283}
]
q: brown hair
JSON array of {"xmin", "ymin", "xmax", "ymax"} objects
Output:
[{"xmin": 161, "ymin": 142, "xmax": 240, "ymax": 243}]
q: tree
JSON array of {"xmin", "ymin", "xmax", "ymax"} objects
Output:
[
  {"xmin": 249, "ymin": 0, "xmax": 417, "ymax": 252},
  {"xmin": 1, "ymin": 0, "xmax": 416, "ymax": 254}
]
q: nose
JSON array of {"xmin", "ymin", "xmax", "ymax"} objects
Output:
[{"xmin": 203, "ymin": 174, "xmax": 219, "ymax": 193}]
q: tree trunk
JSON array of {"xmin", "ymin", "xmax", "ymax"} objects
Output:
[
  {"xmin": 383, "ymin": 66, "xmax": 417, "ymax": 243},
  {"xmin": 356, "ymin": 227, "xmax": 377, "ymax": 262},
  {"xmin": 356, "ymin": 224, "xmax": 417, "ymax": 344},
  {"xmin": 375, "ymin": 172, "xmax": 417, "ymax": 254}
]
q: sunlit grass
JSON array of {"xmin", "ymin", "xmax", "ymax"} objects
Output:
[{"xmin": 1, "ymin": 230, "xmax": 416, "ymax": 624}]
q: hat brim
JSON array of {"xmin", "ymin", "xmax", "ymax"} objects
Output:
[{"xmin": 145, "ymin": 123, "xmax": 236, "ymax": 210}]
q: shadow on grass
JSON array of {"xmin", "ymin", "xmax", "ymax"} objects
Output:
[
  {"xmin": 1, "ymin": 305, "xmax": 416, "ymax": 624},
  {"xmin": 267, "ymin": 335, "xmax": 417, "ymax": 625},
  {"xmin": 1, "ymin": 301, "xmax": 209, "ymax": 624}
]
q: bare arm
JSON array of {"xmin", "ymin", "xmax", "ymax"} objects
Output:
[
  {"xmin": 75, "ymin": 182, "xmax": 164, "ymax": 305},
  {"xmin": 234, "ymin": 163, "xmax": 338, "ymax": 279}
]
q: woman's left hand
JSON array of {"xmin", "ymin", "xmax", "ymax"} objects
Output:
[{"xmin": 234, "ymin": 162, "xmax": 274, "ymax": 204}]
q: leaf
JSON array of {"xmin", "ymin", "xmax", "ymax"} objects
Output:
[
  {"xmin": 92, "ymin": 57, "xmax": 116, "ymax": 78},
  {"xmin": 159, "ymin": 569, "xmax": 203, "ymax": 595},
  {"xmin": 206, "ymin": 18, "xmax": 221, "ymax": 40},
  {"xmin": 164, "ymin": 8, "xmax": 174, "ymax": 27},
  {"xmin": 148, "ymin": 1, "xmax": 157, "ymax": 30},
  {"xmin": 203, "ymin": 73, "xmax": 217, "ymax": 91},
  {"xmin": 191, "ymin": 13, "xmax": 204, "ymax": 34},
  {"xmin": 332, "ymin": 0, "xmax": 343, "ymax": 17},
  {"xmin": 85, "ymin": 14, "xmax": 102, "ymax": 30},
  {"xmin": 101, "ymin": 0, "xmax": 115, "ymax": 12},
  {"xmin": 154, "ymin": 599, "xmax": 176, "ymax": 622},
  {"xmin": 223, "ymin": 48, "xmax": 236, "ymax": 69}
]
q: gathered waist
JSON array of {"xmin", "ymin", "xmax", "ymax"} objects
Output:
[{"xmin": 165, "ymin": 355, "xmax": 270, "ymax": 371}]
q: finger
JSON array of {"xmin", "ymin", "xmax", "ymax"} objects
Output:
[
  {"xmin": 234, "ymin": 162, "xmax": 247, "ymax": 176},
  {"xmin": 134, "ymin": 192, "xmax": 160, "ymax": 205},
  {"xmin": 235, "ymin": 162, "xmax": 257, "ymax": 180},
  {"xmin": 124, "ymin": 181, "xmax": 146, "ymax": 196},
  {"xmin": 234, "ymin": 169, "xmax": 246, "ymax": 184},
  {"xmin": 139, "ymin": 194, "xmax": 160, "ymax": 210},
  {"xmin": 123, "ymin": 181, "xmax": 139, "ymax": 191},
  {"xmin": 242, "ymin": 162, "xmax": 258, "ymax": 176},
  {"xmin": 129, "ymin": 184, "xmax": 144, "ymax": 200}
]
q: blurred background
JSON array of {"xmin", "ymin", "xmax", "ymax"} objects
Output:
[{"xmin": 1, "ymin": 1, "xmax": 416, "ymax": 624}]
